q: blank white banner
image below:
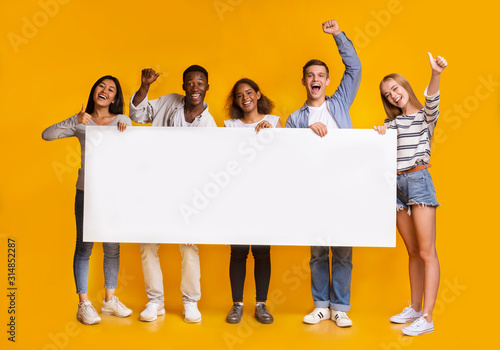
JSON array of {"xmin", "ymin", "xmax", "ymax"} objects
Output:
[{"xmin": 84, "ymin": 127, "xmax": 396, "ymax": 247}]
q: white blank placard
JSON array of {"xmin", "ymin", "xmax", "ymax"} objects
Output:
[{"xmin": 84, "ymin": 127, "xmax": 396, "ymax": 247}]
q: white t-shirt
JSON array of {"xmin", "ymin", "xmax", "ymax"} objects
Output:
[
  {"xmin": 171, "ymin": 107, "xmax": 192, "ymax": 127},
  {"xmin": 224, "ymin": 115, "xmax": 280, "ymax": 128},
  {"xmin": 307, "ymin": 101, "xmax": 339, "ymax": 129}
]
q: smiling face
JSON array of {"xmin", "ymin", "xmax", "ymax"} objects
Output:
[
  {"xmin": 92, "ymin": 79, "xmax": 117, "ymax": 108},
  {"xmin": 380, "ymin": 79, "xmax": 410, "ymax": 110},
  {"xmin": 183, "ymin": 71, "xmax": 209, "ymax": 108},
  {"xmin": 234, "ymin": 83, "xmax": 261, "ymax": 114},
  {"xmin": 302, "ymin": 65, "xmax": 330, "ymax": 103}
]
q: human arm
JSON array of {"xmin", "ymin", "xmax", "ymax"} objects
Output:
[
  {"xmin": 426, "ymin": 52, "xmax": 447, "ymax": 96},
  {"xmin": 129, "ymin": 68, "xmax": 162, "ymax": 124},
  {"xmin": 325, "ymin": 20, "xmax": 362, "ymax": 107},
  {"xmin": 131, "ymin": 68, "xmax": 161, "ymax": 107},
  {"xmin": 41, "ymin": 104, "xmax": 90, "ymax": 140},
  {"xmin": 423, "ymin": 53, "xmax": 447, "ymax": 123}
]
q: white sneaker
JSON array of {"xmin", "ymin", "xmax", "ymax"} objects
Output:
[
  {"xmin": 140, "ymin": 302, "xmax": 165, "ymax": 322},
  {"xmin": 390, "ymin": 304, "xmax": 422, "ymax": 324},
  {"xmin": 77, "ymin": 300, "xmax": 101, "ymax": 325},
  {"xmin": 331, "ymin": 310, "xmax": 353, "ymax": 327},
  {"xmin": 183, "ymin": 302, "xmax": 201, "ymax": 323},
  {"xmin": 402, "ymin": 314, "xmax": 434, "ymax": 336},
  {"xmin": 101, "ymin": 296, "xmax": 132, "ymax": 317},
  {"xmin": 303, "ymin": 308, "xmax": 330, "ymax": 324}
]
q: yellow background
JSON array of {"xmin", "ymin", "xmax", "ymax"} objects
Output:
[{"xmin": 1, "ymin": 0, "xmax": 498, "ymax": 349}]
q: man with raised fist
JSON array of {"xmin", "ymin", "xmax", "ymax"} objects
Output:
[
  {"xmin": 286, "ymin": 19, "xmax": 362, "ymax": 328},
  {"xmin": 127, "ymin": 65, "xmax": 216, "ymax": 324}
]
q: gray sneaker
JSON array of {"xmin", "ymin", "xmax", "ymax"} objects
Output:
[{"xmin": 77, "ymin": 300, "xmax": 101, "ymax": 325}]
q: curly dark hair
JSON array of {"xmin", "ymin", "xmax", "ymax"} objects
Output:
[{"xmin": 226, "ymin": 78, "xmax": 274, "ymax": 119}]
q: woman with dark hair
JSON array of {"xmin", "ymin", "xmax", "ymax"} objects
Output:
[
  {"xmin": 224, "ymin": 78, "xmax": 281, "ymax": 131},
  {"xmin": 42, "ymin": 75, "xmax": 133, "ymax": 325},
  {"xmin": 224, "ymin": 78, "xmax": 282, "ymax": 325},
  {"xmin": 374, "ymin": 53, "xmax": 447, "ymax": 336}
]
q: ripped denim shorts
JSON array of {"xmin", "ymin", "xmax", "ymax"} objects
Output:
[{"xmin": 396, "ymin": 168, "xmax": 439, "ymax": 214}]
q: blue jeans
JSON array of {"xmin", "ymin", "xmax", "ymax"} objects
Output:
[
  {"xmin": 74, "ymin": 190, "xmax": 120, "ymax": 294},
  {"xmin": 310, "ymin": 246, "xmax": 352, "ymax": 312}
]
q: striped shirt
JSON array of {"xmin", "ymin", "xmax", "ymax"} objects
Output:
[{"xmin": 384, "ymin": 91, "xmax": 439, "ymax": 172}]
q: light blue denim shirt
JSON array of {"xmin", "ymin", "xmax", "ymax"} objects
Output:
[{"xmin": 286, "ymin": 32, "xmax": 362, "ymax": 129}]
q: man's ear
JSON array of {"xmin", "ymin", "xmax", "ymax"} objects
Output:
[
  {"xmin": 182, "ymin": 83, "xmax": 186, "ymax": 91},
  {"xmin": 302, "ymin": 78, "xmax": 306, "ymax": 87},
  {"xmin": 326, "ymin": 77, "xmax": 330, "ymax": 86},
  {"xmin": 206, "ymin": 84, "xmax": 210, "ymax": 91}
]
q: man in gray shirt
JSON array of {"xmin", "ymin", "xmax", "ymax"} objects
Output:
[{"xmin": 129, "ymin": 65, "xmax": 216, "ymax": 323}]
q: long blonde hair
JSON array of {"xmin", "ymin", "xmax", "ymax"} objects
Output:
[{"xmin": 380, "ymin": 73, "xmax": 423, "ymax": 120}]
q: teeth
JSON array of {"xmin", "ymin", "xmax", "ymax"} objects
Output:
[
  {"xmin": 191, "ymin": 94, "xmax": 200, "ymax": 98},
  {"xmin": 395, "ymin": 96, "xmax": 401, "ymax": 102},
  {"xmin": 99, "ymin": 94, "xmax": 107, "ymax": 99},
  {"xmin": 243, "ymin": 101, "xmax": 251, "ymax": 105}
]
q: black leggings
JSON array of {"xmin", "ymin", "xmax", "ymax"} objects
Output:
[{"xmin": 229, "ymin": 245, "xmax": 271, "ymax": 303}]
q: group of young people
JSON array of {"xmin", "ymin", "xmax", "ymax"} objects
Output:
[{"xmin": 42, "ymin": 19, "xmax": 447, "ymax": 337}]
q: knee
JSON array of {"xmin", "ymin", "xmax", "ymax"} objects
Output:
[
  {"xmin": 141, "ymin": 243, "xmax": 159, "ymax": 259},
  {"xmin": 180, "ymin": 244, "xmax": 199, "ymax": 258},
  {"xmin": 310, "ymin": 246, "xmax": 328, "ymax": 261},
  {"xmin": 75, "ymin": 241, "xmax": 93, "ymax": 258},
  {"xmin": 252, "ymin": 246, "xmax": 270, "ymax": 261},
  {"xmin": 333, "ymin": 247, "xmax": 352, "ymax": 262},
  {"xmin": 103, "ymin": 243, "xmax": 120, "ymax": 259},
  {"xmin": 407, "ymin": 246, "xmax": 421, "ymax": 259},
  {"xmin": 419, "ymin": 248, "xmax": 437, "ymax": 263},
  {"xmin": 231, "ymin": 245, "xmax": 250, "ymax": 261}
]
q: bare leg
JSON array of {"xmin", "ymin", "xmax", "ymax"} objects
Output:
[
  {"xmin": 105, "ymin": 289, "xmax": 116, "ymax": 302},
  {"xmin": 78, "ymin": 293, "xmax": 88, "ymax": 303},
  {"xmin": 411, "ymin": 206, "xmax": 439, "ymax": 322},
  {"xmin": 396, "ymin": 208, "xmax": 424, "ymax": 311}
]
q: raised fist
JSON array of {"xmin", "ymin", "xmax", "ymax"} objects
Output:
[
  {"xmin": 141, "ymin": 68, "xmax": 161, "ymax": 87},
  {"xmin": 322, "ymin": 20, "xmax": 341, "ymax": 36}
]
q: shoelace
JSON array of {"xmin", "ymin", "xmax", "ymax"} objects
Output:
[
  {"xmin": 311, "ymin": 308, "xmax": 327, "ymax": 316},
  {"xmin": 336, "ymin": 311, "xmax": 348, "ymax": 319},
  {"xmin": 185, "ymin": 303, "xmax": 198, "ymax": 311},
  {"xmin": 410, "ymin": 315, "xmax": 428, "ymax": 328},
  {"xmin": 231, "ymin": 304, "xmax": 243, "ymax": 312},
  {"xmin": 145, "ymin": 302, "xmax": 161, "ymax": 311},
  {"xmin": 82, "ymin": 303, "xmax": 98, "ymax": 317}
]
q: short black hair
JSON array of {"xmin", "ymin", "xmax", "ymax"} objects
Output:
[
  {"xmin": 183, "ymin": 65, "xmax": 209, "ymax": 83},
  {"xmin": 302, "ymin": 59, "xmax": 329, "ymax": 79},
  {"xmin": 85, "ymin": 75, "xmax": 124, "ymax": 115}
]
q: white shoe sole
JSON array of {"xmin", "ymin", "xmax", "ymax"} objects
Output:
[
  {"xmin": 390, "ymin": 316, "xmax": 420, "ymax": 324},
  {"xmin": 303, "ymin": 317, "xmax": 330, "ymax": 325},
  {"xmin": 101, "ymin": 309, "xmax": 132, "ymax": 317},
  {"xmin": 402, "ymin": 326, "xmax": 434, "ymax": 336},
  {"xmin": 140, "ymin": 308, "xmax": 165, "ymax": 322},
  {"xmin": 333, "ymin": 320, "xmax": 352, "ymax": 328},
  {"xmin": 184, "ymin": 316, "xmax": 201, "ymax": 323},
  {"xmin": 77, "ymin": 315, "xmax": 101, "ymax": 325}
]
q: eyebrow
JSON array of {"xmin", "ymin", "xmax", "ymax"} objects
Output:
[{"xmin": 384, "ymin": 84, "xmax": 397, "ymax": 96}]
